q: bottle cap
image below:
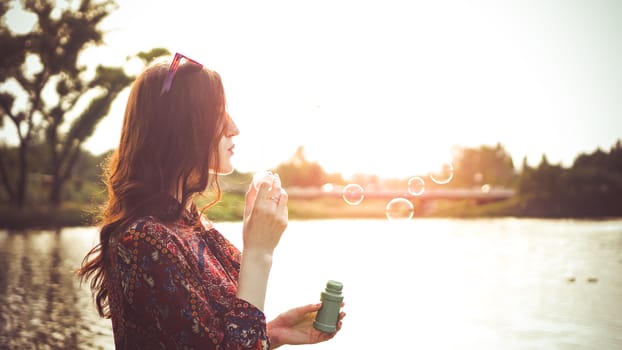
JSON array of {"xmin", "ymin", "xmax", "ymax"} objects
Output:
[{"xmin": 326, "ymin": 280, "xmax": 343, "ymax": 294}]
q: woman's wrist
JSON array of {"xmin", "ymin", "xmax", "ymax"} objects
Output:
[
  {"xmin": 242, "ymin": 248, "xmax": 274, "ymax": 264},
  {"xmin": 267, "ymin": 321, "xmax": 283, "ymax": 349},
  {"xmin": 237, "ymin": 248, "xmax": 274, "ymax": 311}
]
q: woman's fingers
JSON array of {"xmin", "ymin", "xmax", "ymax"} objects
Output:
[
  {"xmin": 257, "ymin": 173, "xmax": 282, "ymax": 204},
  {"xmin": 243, "ymin": 172, "xmax": 288, "ymax": 251},
  {"xmin": 291, "ymin": 303, "xmax": 321, "ymax": 319},
  {"xmin": 276, "ymin": 188, "xmax": 288, "ymax": 219}
]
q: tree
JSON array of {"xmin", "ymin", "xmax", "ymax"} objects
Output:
[
  {"xmin": 450, "ymin": 143, "xmax": 516, "ymax": 188},
  {"xmin": 513, "ymin": 142, "xmax": 622, "ymax": 217},
  {"xmin": 274, "ymin": 146, "xmax": 328, "ymax": 188},
  {"xmin": 0, "ymin": 0, "xmax": 166, "ymax": 207}
]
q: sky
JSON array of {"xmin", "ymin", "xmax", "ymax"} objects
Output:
[{"xmin": 3, "ymin": 0, "xmax": 622, "ymax": 179}]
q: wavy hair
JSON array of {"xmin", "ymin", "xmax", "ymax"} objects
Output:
[{"xmin": 77, "ymin": 59, "xmax": 228, "ymax": 317}]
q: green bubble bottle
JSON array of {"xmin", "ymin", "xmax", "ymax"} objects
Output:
[{"xmin": 313, "ymin": 280, "xmax": 344, "ymax": 333}]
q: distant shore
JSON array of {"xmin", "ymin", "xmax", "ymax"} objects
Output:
[{"xmin": 2, "ymin": 192, "xmax": 618, "ymax": 230}]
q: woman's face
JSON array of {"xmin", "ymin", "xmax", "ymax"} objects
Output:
[{"xmin": 216, "ymin": 112, "xmax": 239, "ymax": 175}]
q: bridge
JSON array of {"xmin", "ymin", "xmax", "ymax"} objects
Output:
[{"xmin": 285, "ymin": 187, "xmax": 515, "ymax": 204}]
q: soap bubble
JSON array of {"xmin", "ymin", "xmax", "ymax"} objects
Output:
[
  {"xmin": 429, "ymin": 162, "xmax": 454, "ymax": 185},
  {"xmin": 385, "ymin": 198, "xmax": 414, "ymax": 220},
  {"xmin": 407, "ymin": 176, "xmax": 425, "ymax": 196},
  {"xmin": 481, "ymin": 184, "xmax": 491, "ymax": 193},
  {"xmin": 252, "ymin": 170, "xmax": 274, "ymax": 190},
  {"xmin": 342, "ymin": 184, "xmax": 365, "ymax": 205}
]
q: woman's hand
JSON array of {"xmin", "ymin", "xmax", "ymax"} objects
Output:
[
  {"xmin": 267, "ymin": 303, "xmax": 346, "ymax": 348},
  {"xmin": 242, "ymin": 172, "xmax": 288, "ymax": 254}
]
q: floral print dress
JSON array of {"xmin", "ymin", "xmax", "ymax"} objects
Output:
[{"xmin": 106, "ymin": 203, "xmax": 269, "ymax": 349}]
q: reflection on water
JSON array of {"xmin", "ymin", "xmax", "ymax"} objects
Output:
[
  {"xmin": 0, "ymin": 228, "xmax": 113, "ymax": 350},
  {"xmin": 1, "ymin": 219, "xmax": 622, "ymax": 350}
]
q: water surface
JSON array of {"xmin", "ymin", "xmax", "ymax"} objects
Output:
[{"xmin": 1, "ymin": 218, "xmax": 621, "ymax": 349}]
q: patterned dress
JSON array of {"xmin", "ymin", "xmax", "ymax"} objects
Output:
[{"xmin": 105, "ymin": 201, "xmax": 270, "ymax": 349}]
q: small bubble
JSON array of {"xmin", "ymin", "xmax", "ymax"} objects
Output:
[
  {"xmin": 342, "ymin": 184, "xmax": 365, "ymax": 205},
  {"xmin": 429, "ymin": 162, "xmax": 454, "ymax": 185},
  {"xmin": 407, "ymin": 176, "xmax": 425, "ymax": 196},
  {"xmin": 385, "ymin": 198, "xmax": 414, "ymax": 220},
  {"xmin": 481, "ymin": 184, "xmax": 491, "ymax": 193}
]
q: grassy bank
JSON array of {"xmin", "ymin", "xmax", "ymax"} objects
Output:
[
  {"xmin": 3, "ymin": 192, "xmax": 615, "ymax": 230},
  {"xmin": 202, "ymin": 193, "xmax": 392, "ymax": 221},
  {"xmin": 0, "ymin": 194, "xmax": 512, "ymax": 230},
  {"xmin": 0, "ymin": 203, "xmax": 100, "ymax": 230}
]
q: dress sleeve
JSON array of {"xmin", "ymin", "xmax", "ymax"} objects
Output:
[{"xmin": 114, "ymin": 223, "xmax": 270, "ymax": 349}]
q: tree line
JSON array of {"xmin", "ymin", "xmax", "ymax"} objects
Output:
[
  {"xmin": 3, "ymin": 139, "xmax": 621, "ymax": 219},
  {"xmin": 514, "ymin": 141, "xmax": 622, "ymax": 217}
]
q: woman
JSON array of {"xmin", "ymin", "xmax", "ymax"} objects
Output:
[{"xmin": 78, "ymin": 53, "xmax": 345, "ymax": 349}]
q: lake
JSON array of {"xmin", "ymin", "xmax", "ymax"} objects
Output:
[{"xmin": 1, "ymin": 218, "xmax": 622, "ymax": 349}]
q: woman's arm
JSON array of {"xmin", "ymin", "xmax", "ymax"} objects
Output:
[
  {"xmin": 237, "ymin": 174, "xmax": 288, "ymax": 311},
  {"xmin": 237, "ymin": 248, "xmax": 273, "ymax": 311}
]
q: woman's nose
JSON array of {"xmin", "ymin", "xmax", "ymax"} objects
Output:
[{"xmin": 225, "ymin": 116, "xmax": 239, "ymax": 137}]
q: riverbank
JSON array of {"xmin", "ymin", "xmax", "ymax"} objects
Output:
[
  {"xmin": 0, "ymin": 203, "xmax": 100, "ymax": 230},
  {"xmin": 1, "ymin": 193, "xmax": 618, "ymax": 230}
]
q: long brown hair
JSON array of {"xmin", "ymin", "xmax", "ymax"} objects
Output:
[{"xmin": 77, "ymin": 58, "xmax": 228, "ymax": 317}]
